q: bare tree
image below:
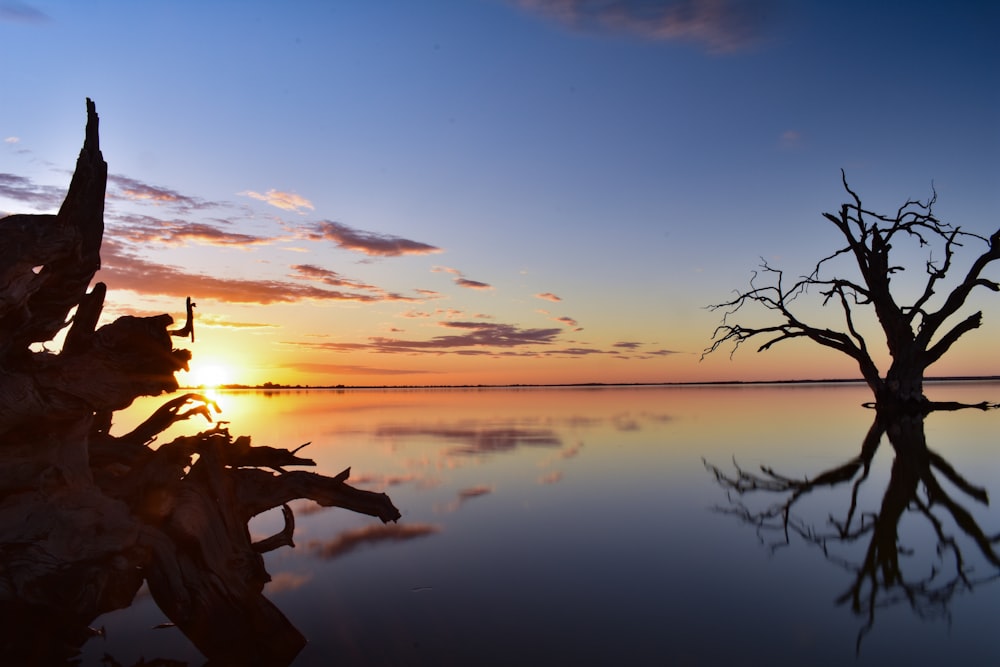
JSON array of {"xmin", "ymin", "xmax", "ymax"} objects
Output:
[
  {"xmin": 703, "ymin": 172, "xmax": 1000, "ymax": 411},
  {"xmin": 0, "ymin": 100, "xmax": 401, "ymax": 664}
]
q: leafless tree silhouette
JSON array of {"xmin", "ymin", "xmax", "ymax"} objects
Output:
[{"xmin": 703, "ymin": 173, "xmax": 1000, "ymax": 411}]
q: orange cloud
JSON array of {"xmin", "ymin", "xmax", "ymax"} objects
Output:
[
  {"xmin": 312, "ymin": 220, "xmax": 441, "ymax": 256},
  {"xmin": 109, "ymin": 175, "xmax": 214, "ymax": 209},
  {"xmin": 111, "ymin": 213, "xmax": 271, "ymax": 247},
  {"xmin": 536, "ymin": 292, "xmax": 561, "ymax": 302},
  {"xmin": 433, "ymin": 265, "xmax": 492, "ymax": 290},
  {"xmin": 244, "ymin": 189, "xmax": 315, "ymax": 212},
  {"xmin": 99, "ymin": 240, "xmax": 394, "ymax": 304}
]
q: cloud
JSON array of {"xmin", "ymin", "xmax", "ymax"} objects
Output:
[
  {"xmin": 291, "ymin": 263, "xmax": 378, "ymax": 290},
  {"xmin": 99, "ymin": 240, "xmax": 399, "ymax": 304},
  {"xmin": 0, "ymin": 173, "xmax": 65, "ymax": 209},
  {"xmin": 779, "ymin": 129, "xmax": 802, "ymax": 149},
  {"xmin": 244, "ymin": 189, "xmax": 315, "ymax": 213},
  {"xmin": 515, "ymin": 0, "xmax": 773, "ymax": 53},
  {"xmin": 455, "ymin": 277, "xmax": 493, "ymax": 290},
  {"xmin": 555, "ymin": 316, "xmax": 579, "ymax": 328},
  {"xmin": 544, "ymin": 347, "xmax": 609, "ymax": 356},
  {"xmin": 108, "ymin": 175, "xmax": 215, "ymax": 210},
  {"xmin": 286, "ymin": 361, "xmax": 434, "ymax": 377},
  {"xmin": 196, "ymin": 314, "xmax": 279, "ymax": 330},
  {"xmin": 433, "ymin": 265, "xmax": 492, "ymax": 289},
  {"xmin": 111, "ymin": 214, "xmax": 271, "ymax": 247},
  {"xmin": 536, "ymin": 292, "xmax": 562, "ymax": 302},
  {"xmin": 0, "ymin": 2, "xmax": 49, "ymax": 23},
  {"xmin": 291, "ymin": 263, "xmax": 424, "ymax": 302},
  {"xmin": 648, "ymin": 348, "xmax": 681, "ymax": 356},
  {"xmin": 289, "ymin": 321, "xmax": 564, "ymax": 355},
  {"xmin": 312, "ymin": 220, "xmax": 441, "ymax": 256},
  {"xmin": 306, "ymin": 523, "xmax": 441, "ymax": 560},
  {"xmin": 614, "ymin": 341, "xmax": 643, "ymax": 350},
  {"xmin": 3, "ymin": 137, "xmax": 18, "ymax": 143}
]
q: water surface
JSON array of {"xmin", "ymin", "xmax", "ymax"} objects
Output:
[{"xmin": 87, "ymin": 383, "xmax": 1000, "ymax": 666}]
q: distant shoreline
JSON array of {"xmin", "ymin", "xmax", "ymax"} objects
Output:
[{"xmin": 181, "ymin": 376, "xmax": 1000, "ymax": 391}]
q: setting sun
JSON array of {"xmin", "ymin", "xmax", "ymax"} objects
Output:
[{"xmin": 187, "ymin": 364, "xmax": 233, "ymax": 389}]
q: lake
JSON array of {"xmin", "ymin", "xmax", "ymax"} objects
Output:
[{"xmin": 81, "ymin": 382, "xmax": 1000, "ymax": 666}]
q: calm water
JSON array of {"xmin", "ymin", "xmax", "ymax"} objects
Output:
[{"xmin": 82, "ymin": 383, "xmax": 1000, "ymax": 666}]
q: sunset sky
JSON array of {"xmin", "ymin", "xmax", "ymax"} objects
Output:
[{"xmin": 2, "ymin": 0, "xmax": 998, "ymax": 386}]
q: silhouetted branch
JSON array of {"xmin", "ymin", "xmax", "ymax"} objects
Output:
[
  {"xmin": 0, "ymin": 99, "xmax": 401, "ymax": 665},
  {"xmin": 704, "ymin": 172, "xmax": 1000, "ymax": 410}
]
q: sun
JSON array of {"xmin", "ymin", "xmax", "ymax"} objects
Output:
[{"xmin": 191, "ymin": 364, "xmax": 233, "ymax": 389}]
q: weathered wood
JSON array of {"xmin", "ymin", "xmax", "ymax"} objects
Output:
[{"xmin": 0, "ymin": 99, "xmax": 401, "ymax": 664}]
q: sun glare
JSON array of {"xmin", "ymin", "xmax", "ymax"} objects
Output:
[{"xmin": 191, "ymin": 364, "xmax": 232, "ymax": 389}]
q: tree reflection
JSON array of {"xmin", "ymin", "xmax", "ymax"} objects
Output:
[{"xmin": 705, "ymin": 409, "xmax": 1000, "ymax": 652}]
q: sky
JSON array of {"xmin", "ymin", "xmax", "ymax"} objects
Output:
[{"xmin": 2, "ymin": 0, "xmax": 998, "ymax": 387}]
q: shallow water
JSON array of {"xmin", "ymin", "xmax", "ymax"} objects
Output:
[{"xmin": 83, "ymin": 382, "xmax": 1000, "ymax": 666}]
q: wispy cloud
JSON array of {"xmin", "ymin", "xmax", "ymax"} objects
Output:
[
  {"xmin": 111, "ymin": 214, "xmax": 271, "ymax": 247},
  {"xmin": 536, "ymin": 292, "xmax": 562, "ymax": 302},
  {"xmin": 291, "ymin": 263, "xmax": 379, "ymax": 290},
  {"xmin": 3, "ymin": 137, "xmax": 18, "ymax": 144},
  {"xmin": 0, "ymin": 173, "xmax": 65, "ymax": 209},
  {"xmin": 433, "ymin": 265, "xmax": 492, "ymax": 290},
  {"xmin": 779, "ymin": 129, "xmax": 802, "ymax": 149},
  {"xmin": 291, "ymin": 263, "xmax": 424, "ymax": 302},
  {"xmin": 544, "ymin": 346, "xmax": 609, "ymax": 356},
  {"xmin": 287, "ymin": 320, "xmax": 565, "ymax": 355},
  {"xmin": 99, "ymin": 240, "xmax": 399, "ymax": 304},
  {"xmin": 243, "ymin": 189, "xmax": 315, "ymax": 213},
  {"xmin": 108, "ymin": 174, "xmax": 215, "ymax": 210},
  {"xmin": 196, "ymin": 314, "xmax": 279, "ymax": 330},
  {"xmin": 515, "ymin": 0, "xmax": 773, "ymax": 53},
  {"xmin": 0, "ymin": 1, "xmax": 49, "ymax": 23},
  {"xmin": 286, "ymin": 361, "xmax": 434, "ymax": 377},
  {"xmin": 614, "ymin": 341, "xmax": 642, "ymax": 350},
  {"xmin": 312, "ymin": 220, "xmax": 441, "ymax": 256}
]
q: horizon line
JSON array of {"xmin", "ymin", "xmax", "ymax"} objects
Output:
[{"xmin": 180, "ymin": 375, "xmax": 1000, "ymax": 391}]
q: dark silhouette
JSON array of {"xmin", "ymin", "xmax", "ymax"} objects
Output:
[
  {"xmin": 0, "ymin": 100, "xmax": 401, "ymax": 664},
  {"xmin": 705, "ymin": 410, "xmax": 1000, "ymax": 652},
  {"xmin": 703, "ymin": 173, "xmax": 1000, "ymax": 412}
]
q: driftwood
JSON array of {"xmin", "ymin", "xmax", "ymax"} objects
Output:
[{"xmin": 0, "ymin": 100, "xmax": 400, "ymax": 664}]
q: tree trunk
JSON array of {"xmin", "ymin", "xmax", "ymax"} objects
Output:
[
  {"xmin": 877, "ymin": 347, "xmax": 929, "ymax": 413},
  {"xmin": 0, "ymin": 99, "xmax": 401, "ymax": 664}
]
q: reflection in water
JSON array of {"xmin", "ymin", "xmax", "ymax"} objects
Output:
[
  {"xmin": 706, "ymin": 410, "xmax": 1000, "ymax": 652},
  {"xmin": 306, "ymin": 523, "xmax": 441, "ymax": 561},
  {"xmin": 72, "ymin": 385, "xmax": 1000, "ymax": 664},
  {"xmin": 0, "ymin": 392, "xmax": 401, "ymax": 666}
]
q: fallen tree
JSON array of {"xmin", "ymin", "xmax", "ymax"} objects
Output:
[{"xmin": 0, "ymin": 99, "xmax": 400, "ymax": 664}]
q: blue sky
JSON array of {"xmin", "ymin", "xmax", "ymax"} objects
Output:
[{"xmin": 2, "ymin": 0, "xmax": 998, "ymax": 385}]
